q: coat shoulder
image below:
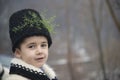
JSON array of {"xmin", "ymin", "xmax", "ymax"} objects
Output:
[
  {"xmin": 5, "ymin": 74, "xmax": 28, "ymax": 80},
  {"xmin": 2, "ymin": 67, "xmax": 9, "ymax": 80}
]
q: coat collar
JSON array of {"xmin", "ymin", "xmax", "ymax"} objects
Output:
[{"xmin": 10, "ymin": 58, "xmax": 57, "ymax": 80}]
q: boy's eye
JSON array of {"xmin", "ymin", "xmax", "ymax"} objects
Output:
[
  {"xmin": 41, "ymin": 44, "xmax": 48, "ymax": 48},
  {"xmin": 28, "ymin": 45, "xmax": 35, "ymax": 48}
]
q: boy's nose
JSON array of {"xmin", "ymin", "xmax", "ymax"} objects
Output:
[{"xmin": 36, "ymin": 47, "xmax": 42, "ymax": 55}]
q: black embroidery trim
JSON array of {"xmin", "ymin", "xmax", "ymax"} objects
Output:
[
  {"xmin": 10, "ymin": 63, "xmax": 50, "ymax": 80},
  {"xmin": 52, "ymin": 77, "xmax": 58, "ymax": 80}
]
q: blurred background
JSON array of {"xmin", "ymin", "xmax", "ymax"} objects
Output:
[{"xmin": 0, "ymin": 0, "xmax": 120, "ymax": 80}]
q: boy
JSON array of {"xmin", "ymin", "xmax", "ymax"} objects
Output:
[{"xmin": 6, "ymin": 9, "xmax": 58, "ymax": 80}]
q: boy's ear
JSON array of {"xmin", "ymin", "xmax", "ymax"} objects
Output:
[{"xmin": 14, "ymin": 48, "xmax": 21, "ymax": 58}]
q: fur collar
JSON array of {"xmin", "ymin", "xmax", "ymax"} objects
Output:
[{"xmin": 11, "ymin": 58, "xmax": 56, "ymax": 80}]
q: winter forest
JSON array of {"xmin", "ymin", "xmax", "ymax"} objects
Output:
[{"xmin": 0, "ymin": 0, "xmax": 120, "ymax": 80}]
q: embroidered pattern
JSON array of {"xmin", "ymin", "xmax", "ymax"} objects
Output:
[{"xmin": 11, "ymin": 63, "xmax": 46, "ymax": 75}]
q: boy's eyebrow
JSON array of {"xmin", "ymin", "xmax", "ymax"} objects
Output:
[
  {"xmin": 41, "ymin": 41, "xmax": 48, "ymax": 44},
  {"xmin": 27, "ymin": 42, "xmax": 36, "ymax": 45},
  {"xmin": 30, "ymin": 42, "xmax": 36, "ymax": 44},
  {"xmin": 27, "ymin": 41, "xmax": 47, "ymax": 45}
]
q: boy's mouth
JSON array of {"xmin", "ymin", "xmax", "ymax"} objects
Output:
[{"xmin": 35, "ymin": 57, "xmax": 45, "ymax": 61}]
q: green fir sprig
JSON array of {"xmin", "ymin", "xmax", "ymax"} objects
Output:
[
  {"xmin": 40, "ymin": 10, "xmax": 59, "ymax": 34},
  {"xmin": 12, "ymin": 10, "xmax": 58, "ymax": 34}
]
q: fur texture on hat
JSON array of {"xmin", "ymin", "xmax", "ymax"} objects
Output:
[{"xmin": 9, "ymin": 9, "xmax": 52, "ymax": 52}]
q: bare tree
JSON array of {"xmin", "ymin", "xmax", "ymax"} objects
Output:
[
  {"xmin": 106, "ymin": 0, "xmax": 120, "ymax": 31},
  {"xmin": 90, "ymin": 0, "xmax": 108, "ymax": 80}
]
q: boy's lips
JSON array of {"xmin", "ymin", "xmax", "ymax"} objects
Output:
[{"xmin": 35, "ymin": 57, "xmax": 45, "ymax": 61}]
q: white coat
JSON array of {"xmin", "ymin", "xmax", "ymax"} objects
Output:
[{"xmin": 2, "ymin": 58, "xmax": 58, "ymax": 80}]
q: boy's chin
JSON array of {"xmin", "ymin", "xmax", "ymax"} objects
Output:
[{"xmin": 34, "ymin": 63, "xmax": 45, "ymax": 68}]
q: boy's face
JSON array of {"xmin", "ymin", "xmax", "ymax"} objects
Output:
[{"xmin": 14, "ymin": 36, "xmax": 48, "ymax": 68}]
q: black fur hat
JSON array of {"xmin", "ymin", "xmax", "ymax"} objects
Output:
[{"xmin": 9, "ymin": 9, "xmax": 52, "ymax": 52}]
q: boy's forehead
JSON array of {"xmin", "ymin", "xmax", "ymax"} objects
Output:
[{"xmin": 22, "ymin": 36, "xmax": 48, "ymax": 43}]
